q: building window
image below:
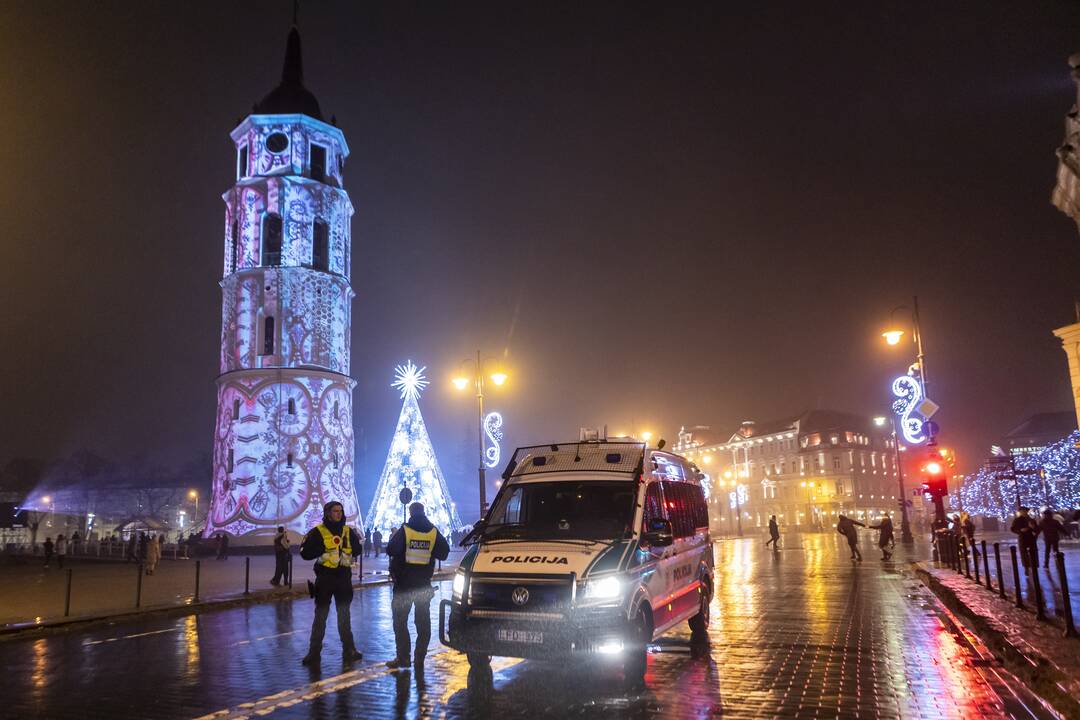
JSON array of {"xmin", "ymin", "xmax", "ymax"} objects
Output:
[
  {"xmin": 832, "ymin": 456, "xmax": 841, "ymax": 470},
  {"xmin": 232, "ymin": 398, "xmax": 240, "ymax": 420},
  {"xmin": 333, "ymin": 452, "xmax": 339, "ymax": 469},
  {"xmin": 312, "ymin": 220, "xmax": 329, "ymax": 271},
  {"xmin": 262, "ymin": 316, "xmax": 275, "ymax": 356},
  {"xmin": 237, "ymin": 144, "xmax": 248, "ymax": 179},
  {"xmin": 231, "ymin": 219, "xmax": 240, "ymax": 272},
  {"xmin": 287, "ymin": 398, "xmax": 296, "ymax": 415},
  {"xmin": 830, "ymin": 434, "xmax": 839, "ymax": 445},
  {"xmin": 287, "ymin": 453, "xmax": 293, "ymax": 468},
  {"xmin": 262, "ymin": 214, "xmax": 282, "ymax": 266},
  {"xmin": 835, "ymin": 480, "xmax": 844, "ymax": 495},
  {"xmin": 310, "ymin": 143, "xmax": 327, "ymax": 182},
  {"xmin": 227, "ymin": 448, "xmax": 234, "ymax": 473}
]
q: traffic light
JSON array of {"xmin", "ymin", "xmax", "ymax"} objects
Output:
[{"xmin": 920, "ymin": 452, "xmax": 948, "ymax": 498}]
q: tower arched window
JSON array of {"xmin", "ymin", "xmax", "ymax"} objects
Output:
[
  {"xmin": 231, "ymin": 219, "xmax": 240, "ymax": 272},
  {"xmin": 312, "ymin": 220, "xmax": 329, "ymax": 271},
  {"xmin": 262, "ymin": 316, "xmax": 275, "ymax": 356},
  {"xmin": 288, "ymin": 398, "xmax": 296, "ymax": 415},
  {"xmin": 227, "ymin": 448, "xmax": 234, "ymax": 473},
  {"xmin": 262, "ymin": 214, "xmax": 282, "ymax": 267},
  {"xmin": 232, "ymin": 398, "xmax": 240, "ymax": 420},
  {"xmin": 310, "ymin": 143, "xmax": 327, "ymax": 182}
]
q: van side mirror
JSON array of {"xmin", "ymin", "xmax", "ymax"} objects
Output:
[
  {"xmin": 641, "ymin": 518, "xmax": 673, "ymax": 547},
  {"xmin": 461, "ymin": 519, "xmax": 487, "ymax": 546}
]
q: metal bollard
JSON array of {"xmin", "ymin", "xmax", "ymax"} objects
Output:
[
  {"xmin": 244, "ymin": 556, "xmax": 250, "ymax": 595},
  {"xmin": 1028, "ymin": 546, "xmax": 1046, "ymax": 621},
  {"xmin": 972, "ymin": 543, "xmax": 980, "ymax": 584},
  {"xmin": 195, "ymin": 560, "xmax": 201, "ymax": 602},
  {"xmin": 1055, "ymin": 551, "xmax": 1078, "ymax": 638},
  {"xmin": 994, "ymin": 543, "xmax": 1005, "ymax": 599},
  {"xmin": 962, "ymin": 543, "xmax": 971, "ymax": 578},
  {"xmin": 1010, "ymin": 546, "xmax": 1024, "ymax": 608},
  {"xmin": 287, "ymin": 552, "xmax": 293, "ymax": 588},
  {"xmin": 136, "ymin": 563, "xmax": 144, "ymax": 608},
  {"xmin": 64, "ymin": 568, "xmax": 73, "ymax": 617},
  {"xmin": 981, "ymin": 541, "xmax": 991, "ymax": 592}
]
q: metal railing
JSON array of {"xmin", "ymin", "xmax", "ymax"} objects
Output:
[{"xmin": 933, "ymin": 531, "xmax": 1077, "ymax": 638}]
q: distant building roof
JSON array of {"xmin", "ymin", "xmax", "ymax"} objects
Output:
[{"xmin": 1002, "ymin": 412, "xmax": 1076, "ymax": 452}]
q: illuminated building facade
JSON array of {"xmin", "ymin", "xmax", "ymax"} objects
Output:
[
  {"xmin": 674, "ymin": 411, "xmax": 899, "ymax": 530},
  {"xmin": 1052, "ymin": 54, "xmax": 1080, "ymax": 431},
  {"xmin": 205, "ymin": 25, "xmax": 362, "ymax": 539}
]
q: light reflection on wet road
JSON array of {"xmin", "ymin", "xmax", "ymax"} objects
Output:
[{"xmin": 0, "ymin": 533, "xmax": 1044, "ymax": 719}]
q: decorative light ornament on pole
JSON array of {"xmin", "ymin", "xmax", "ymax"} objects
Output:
[
  {"xmin": 366, "ymin": 362, "xmax": 462, "ymax": 539},
  {"xmin": 452, "ymin": 351, "xmax": 509, "ymax": 518},
  {"xmin": 483, "ymin": 411, "xmax": 504, "ymax": 469}
]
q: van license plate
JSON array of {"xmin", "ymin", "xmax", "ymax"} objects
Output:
[{"xmin": 497, "ymin": 629, "xmax": 543, "ymax": 644}]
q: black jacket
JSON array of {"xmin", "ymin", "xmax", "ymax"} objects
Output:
[
  {"xmin": 1010, "ymin": 516, "xmax": 1038, "ymax": 545},
  {"xmin": 386, "ymin": 516, "xmax": 450, "ymax": 590},
  {"xmin": 300, "ymin": 524, "xmax": 364, "ymax": 576}
]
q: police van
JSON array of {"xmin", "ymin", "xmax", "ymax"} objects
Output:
[{"xmin": 439, "ymin": 432, "xmax": 713, "ymax": 683}]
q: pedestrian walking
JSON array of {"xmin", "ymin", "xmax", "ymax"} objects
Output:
[
  {"xmin": 146, "ymin": 534, "xmax": 161, "ymax": 574},
  {"xmin": 1010, "ymin": 507, "xmax": 1039, "ymax": 568},
  {"xmin": 961, "ymin": 512, "xmax": 975, "ymax": 549},
  {"xmin": 126, "ymin": 533, "xmax": 137, "ymax": 562},
  {"xmin": 71, "ymin": 530, "xmax": 82, "ymax": 556},
  {"xmin": 271, "ymin": 526, "xmax": 291, "ymax": 585},
  {"xmin": 836, "ymin": 515, "xmax": 865, "ymax": 561},
  {"xmin": 869, "ymin": 515, "xmax": 895, "ymax": 560},
  {"xmin": 43, "ymin": 536, "xmax": 54, "ymax": 568},
  {"xmin": 1038, "ymin": 509, "xmax": 1063, "ymax": 569},
  {"xmin": 373, "ymin": 529, "xmax": 383, "ymax": 558},
  {"xmin": 138, "ymin": 532, "xmax": 149, "ymax": 564},
  {"xmin": 55, "ymin": 534, "xmax": 67, "ymax": 568},
  {"xmin": 363, "ymin": 533, "xmax": 373, "ymax": 558},
  {"xmin": 299, "ymin": 501, "xmax": 363, "ymax": 666},
  {"xmin": 216, "ymin": 532, "xmax": 230, "ymax": 560},
  {"xmin": 765, "ymin": 515, "xmax": 780, "ymax": 551},
  {"xmin": 385, "ymin": 502, "xmax": 450, "ymax": 672}
]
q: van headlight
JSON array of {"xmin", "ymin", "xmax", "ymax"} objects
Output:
[
  {"xmin": 582, "ymin": 575, "xmax": 621, "ymax": 602},
  {"xmin": 452, "ymin": 571, "xmax": 466, "ymax": 599}
]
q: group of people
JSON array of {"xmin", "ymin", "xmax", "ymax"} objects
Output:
[
  {"xmin": 362, "ymin": 528, "xmax": 384, "ymax": 558},
  {"xmin": 1010, "ymin": 506, "xmax": 1070, "ymax": 569},
  {"xmin": 41, "ymin": 530, "xmax": 168, "ymax": 573},
  {"xmin": 297, "ymin": 500, "xmax": 450, "ymax": 671},
  {"xmin": 763, "ymin": 513, "xmax": 897, "ymax": 561}
]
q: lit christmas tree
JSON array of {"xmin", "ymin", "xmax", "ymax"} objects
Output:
[
  {"xmin": 366, "ymin": 362, "xmax": 464, "ymax": 538},
  {"xmin": 958, "ymin": 431, "xmax": 1080, "ymax": 517}
]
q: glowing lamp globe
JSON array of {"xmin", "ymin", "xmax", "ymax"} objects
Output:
[
  {"xmin": 452, "ymin": 377, "xmax": 469, "ymax": 390},
  {"xmin": 873, "ymin": 416, "xmax": 887, "ymax": 427},
  {"xmin": 882, "ymin": 329, "xmax": 905, "ymax": 346},
  {"xmin": 926, "ymin": 461, "xmax": 942, "ymax": 474},
  {"xmin": 490, "ymin": 372, "xmax": 508, "ymax": 386}
]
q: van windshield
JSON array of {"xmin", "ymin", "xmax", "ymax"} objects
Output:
[{"xmin": 484, "ymin": 481, "xmax": 636, "ymax": 541}]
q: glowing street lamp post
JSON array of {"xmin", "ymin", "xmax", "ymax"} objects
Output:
[
  {"xmin": 453, "ymin": 351, "xmax": 507, "ymax": 518},
  {"xmin": 189, "ymin": 490, "xmax": 199, "ymax": 528},
  {"xmin": 874, "ymin": 416, "xmax": 914, "ymax": 544}
]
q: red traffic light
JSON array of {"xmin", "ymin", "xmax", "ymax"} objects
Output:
[{"xmin": 925, "ymin": 461, "xmax": 942, "ymax": 475}]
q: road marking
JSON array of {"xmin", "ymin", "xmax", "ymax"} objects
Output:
[
  {"xmin": 230, "ymin": 630, "xmax": 301, "ymax": 646},
  {"xmin": 192, "ymin": 648, "xmax": 522, "ymax": 720},
  {"xmin": 83, "ymin": 628, "xmax": 177, "ymax": 646}
]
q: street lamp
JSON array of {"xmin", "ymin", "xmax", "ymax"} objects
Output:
[
  {"xmin": 452, "ymin": 350, "xmax": 508, "ymax": 518},
  {"xmin": 641, "ymin": 431, "xmax": 653, "ymax": 446},
  {"xmin": 188, "ymin": 490, "xmax": 199, "ymax": 528},
  {"xmin": 874, "ymin": 415, "xmax": 914, "ymax": 544}
]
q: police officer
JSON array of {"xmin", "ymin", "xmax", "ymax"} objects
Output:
[
  {"xmin": 385, "ymin": 502, "xmax": 449, "ymax": 671},
  {"xmin": 300, "ymin": 501, "xmax": 364, "ymax": 665}
]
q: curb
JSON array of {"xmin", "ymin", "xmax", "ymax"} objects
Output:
[
  {"xmin": 914, "ymin": 563, "xmax": 1080, "ymax": 720},
  {"xmin": 0, "ymin": 569, "xmax": 456, "ymax": 643}
]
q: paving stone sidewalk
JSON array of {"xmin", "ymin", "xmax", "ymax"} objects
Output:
[{"xmin": 916, "ymin": 560, "xmax": 1080, "ymax": 719}]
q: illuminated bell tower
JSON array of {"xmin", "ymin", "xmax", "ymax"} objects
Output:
[{"xmin": 205, "ymin": 23, "xmax": 362, "ymax": 539}]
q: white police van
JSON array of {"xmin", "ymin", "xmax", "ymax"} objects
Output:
[{"xmin": 439, "ymin": 432, "xmax": 713, "ymax": 684}]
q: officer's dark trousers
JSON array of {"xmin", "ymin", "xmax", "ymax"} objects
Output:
[
  {"xmin": 272, "ymin": 550, "xmax": 289, "ymax": 584},
  {"xmin": 392, "ymin": 586, "xmax": 433, "ymax": 663},
  {"xmin": 309, "ymin": 569, "xmax": 355, "ymax": 655}
]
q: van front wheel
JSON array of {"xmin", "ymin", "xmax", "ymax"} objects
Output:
[
  {"xmin": 688, "ymin": 583, "xmax": 710, "ymax": 637},
  {"xmin": 623, "ymin": 606, "xmax": 649, "ymax": 687}
]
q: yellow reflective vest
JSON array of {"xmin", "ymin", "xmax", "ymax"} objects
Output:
[
  {"xmin": 403, "ymin": 525, "xmax": 437, "ymax": 565},
  {"xmin": 315, "ymin": 524, "xmax": 353, "ymax": 569}
]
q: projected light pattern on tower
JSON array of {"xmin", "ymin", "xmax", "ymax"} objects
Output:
[{"xmin": 205, "ymin": 25, "xmax": 362, "ymax": 539}]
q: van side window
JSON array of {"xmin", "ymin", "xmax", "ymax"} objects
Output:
[
  {"xmin": 689, "ymin": 483, "xmax": 708, "ymax": 530},
  {"xmin": 662, "ymin": 482, "xmax": 694, "ymax": 538},
  {"xmin": 494, "ymin": 487, "xmax": 523, "ymax": 525},
  {"xmin": 642, "ymin": 483, "xmax": 665, "ymax": 533}
]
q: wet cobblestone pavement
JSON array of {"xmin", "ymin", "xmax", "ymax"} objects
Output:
[{"xmin": 0, "ymin": 533, "xmax": 1053, "ymax": 719}]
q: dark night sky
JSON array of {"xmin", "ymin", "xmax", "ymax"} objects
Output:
[{"xmin": 3, "ymin": 2, "xmax": 1080, "ymax": 516}]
